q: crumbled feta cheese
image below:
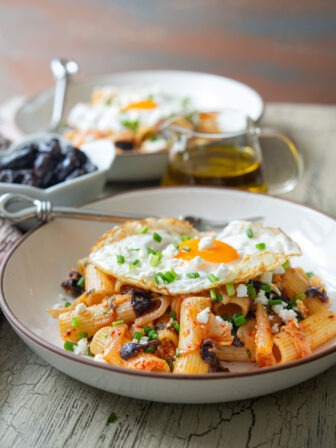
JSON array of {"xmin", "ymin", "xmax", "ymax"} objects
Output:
[
  {"xmin": 260, "ymin": 272, "xmax": 273, "ymax": 284},
  {"xmin": 255, "ymin": 290, "xmax": 268, "ymax": 305},
  {"xmin": 215, "ymin": 263, "xmax": 229, "ymax": 279},
  {"xmin": 74, "ymin": 338, "xmax": 88, "ymax": 356},
  {"xmin": 216, "ymin": 315, "xmax": 233, "ymax": 330},
  {"xmin": 197, "ymin": 307, "xmax": 211, "ymax": 324},
  {"xmin": 269, "ymin": 314, "xmax": 274, "ymax": 321},
  {"xmin": 236, "ymin": 284, "xmax": 248, "ymax": 297},
  {"xmin": 272, "ymin": 302, "xmax": 297, "ymax": 324},
  {"xmin": 52, "ymin": 302, "xmax": 65, "ymax": 310},
  {"xmin": 198, "ymin": 236, "xmax": 214, "ymax": 250},
  {"xmin": 163, "ymin": 243, "xmax": 179, "ymax": 257},
  {"xmin": 273, "ymin": 266, "xmax": 285, "ymax": 275},
  {"xmin": 271, "ymin": 323, "xmax": 280, "ymax": 334},
  {"xmin": 75, "ymin": 303, "xmax": 87, "ymax": 314},
  {"xmin": 190, "ymin": 255, "xmax": 203, "ymax": 267},
  {"xmin": 58, "ymin": 293, "xmax": 66, "ymax": 301}
]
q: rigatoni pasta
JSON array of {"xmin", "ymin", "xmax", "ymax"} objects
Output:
[{"xmin": 48, "ymin": 217, "xmax": 336, "ymax": 374}]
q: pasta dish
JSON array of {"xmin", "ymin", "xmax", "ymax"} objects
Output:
[{"xmin": 48, "ymin": 218, "xmax": 336, "ymax": 374}]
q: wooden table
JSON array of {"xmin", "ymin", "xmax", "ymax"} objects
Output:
[{"xmin": 1, "ymin": 103, "xmax": 336, "ymax": 448}]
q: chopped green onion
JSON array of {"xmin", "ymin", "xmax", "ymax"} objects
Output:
[
  {"xmin": 77, "ymin": 277, "xmax": 85, "ymax": 289},
  {"xmin": 147, "ymin": 248, "xmax": 156, "ymax": 255},
  {"xmin": 172, "ymin": 320, "xmax": 180, "ymax": 332},
  {"xmin": 149, "ymin": 253, "xmax": 161, "ymax": 267},
  {"xmin": 170, "ymin": 310, "xmax": 177, "ymax": 319},
  {"xmin": 103, "ymin": 310, "xmax": 110, "ymax": 315},
  {"xmin": 153, "ymin": 232, "xmax": 162, "ymax": 243},
  {"xmin": 208, "ymin": 273, "xmax": 219, "ymax": 283},
  {"xmin": 144, "ymin": 326, "xmax": 152, "ymax": 335},
  {"xmin": 246, "ymin": 349, "xmax": 252, "ymax": 359},
  {"xmin": 112, "ymin": 320, "xmax": 125, "ymax": 326},
  {"xmin": 210, "ymin": 288, "xmax": 217, "ymax": 300},
  {"xmin": 88, "ymin": 347, "xmax": 94, "ymax": 357},
  {"xmin": 121, "ymin": 119, "xmax": 139, "ymax": 132},
  {"xmin": 261, "ymin": 284, "xmax": 271, "ymax": 293},
  {"xmin": 182, "ymin": 96, "xmax": 191, "ymax": 107},
  {"xmin": 187, "ymin": 272, "xmax": 200, "ymax": 279},
  {"xmin": 133, "ymin": 331, "xmax": 143, "ymax": 341},
  {"xmin": 148, "ymin": 329, "xmax": 158, "ymax": 340},
  {"xmin": 139, "ymin": 226, "xmax": 148, "ymax": 234},
  {"xmin": 226, "ymin": 283, "xmax": 235, "ymax": 297},
  {"xmin": 104, "ymin": 333, "xmax": 109, "ymax": 339},
  {"xmin": 247, "ymin": 283, "xmax": 257, "ymax": 299},
  {"xmin": 144, "ymin": 346, "xmax": 156, "ymax": 353},
  {"xmin": 117, "ymin": 255, "xmax": 125, "ymax": 264},
  {"xmin": 282, "ymin": 260, "xmax": 290, "ymax": 270},
  {"xmin": 182, "ymin": 245, "xmax": 191, "ymax": 252},
  {"xmin": 246, "ymin": 228, "xmax": 254, "ymax": 238},
  {"xmin": 129, "ymin": 248, "xmax": 140, "ymax": 252},
  {"xmin": 64, "ymin": 341, "xmax": 77, "ymax": 351},
  {"xmin": 129, "ymin": 259, "xmax": 140, "ymax": 271},
  {"xmin": 175, "ymin": 348, "xmax": 180, "ymax": 358},
  {"xmin": 232, "ymin": 313, "xmax": 246, "ymax": 327},
  {"xmin": 256, "ymin": 242, "xmax": 266, "ymax": 251},
  {"xmin": 165, "ymin": 358, "xmax": 174, "ymax": 372},
  {"xmin": 105, "ymin": 98, "xmax": 112, "ymax": 106},
  {"xmin": 154, "ymin": 273, "xmax": 164, "ymax": 285},
  {"xmin": 107, "ymin": 411, "xmax": 117, "ymax": 424},
  {"xmin": 72, "ymin": 317, "xmax": 80, "ymax": 328},
  {"xmin": 173, "ymin": 242, "xmax": 180, "ymax": 249},
  {"xmin": 306, "ymin": 271, "xmax": 315, "ymax": 278},
  {"xmin": 77, "ymin": 332, "xmax": 88, "ymax": 339},
  {"xmin": 181, "ymin": 235, "xmax": 192, "ymax": 242},
  {"xmin": 150, "ymin": 134, "xmax": 159, "ymax": 141},
  {"xmin": 221, "ymin": 314, "xmax": 233, "ymax": 323},
  {"xmin": 163, "ymin": 270, "xmax": 178, "ymax": 283},
  {"xmin": 65, "ymin": 301, "xmax": 71, "ymax": 307},
  {"xmin": 269, "ymin": 299, "xmax": 283, "ymax": 306},
  {"xmin": 293, "ymin": 292, "xmax": 306, "ymax": 302}
]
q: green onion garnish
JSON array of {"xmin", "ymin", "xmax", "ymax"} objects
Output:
[
  {"xmin": 147, "ymin": 248, "xmax": 156, "ymax": 255},
  {"xmin": 246, "ymin": 349, "xmax": 252, "ymax": 359},
  {"xmin": 187, "ymin": 272, "xmax": 200, "ymax": 279},
  {"xmin": 133, "ymin": 331, "xmax": 143, "ymax": 341},
  {"xmin": 148, "ymin": 329, "xmax": 158, "ymax": 340},
  {"xmin": 77, "ymin": 332, "xmax": 88, "ymax": 339},
  {"xmin": 293, "ymin": 292, "xmax": 306, "ymax": 302},
  {"xmin": 112, "ymin": 320, "xmax": 125, "ymax": 326},
  {"xmin": 282, "ymin": 260, "xmax": 290, "ymax": 270},
  {"xmin": 170, "ymin": 310, "xmax": 177, "ymax": 319},
  {"xmin": 117, "ymin": 255, "xmax": 125, "ymax": 264},
  {"xmin": 88, "ymin": 347, "xmax": 94, "ymax": 357},
  {"xmin": 72, "ymin": 317, "xmax": 80, "ymax": 328},
  {"xmin": 153, "ymin": 232, "xmax": 162, "ymax": 243},
  {"xmin": 154, "ymin": 273, "xmax": 164, "ymax": 285},
  {"xmin": 246, "ymin": 228, "xmax": 254, "ymax": 238},
  {"xmin": 129, "ymin": 259, "xmax": 140, "ymax": 271},
  {"xmin": 232, "ymin": 313, "xmax": 246, "ymax": 327},
  {"xmin": 221, "ymin": 314, "xmax": 233, "ymax": 323},
  {"xmin": 210, "ymin": 288, "xmax": 217, "ymax": 300},
  {"xmin": 208, "ymin": 273, "xmax": 219, "ymax": 283},
  {"xmin": 226, "ymin": 283, "xmax": 235, "ymax": 297},
  {"xmin": 65, "ymin": 301, "xmax": 71, "ymax": 307},
  {"xmin": 175, "ymin": 348, "xmax": 180, "ymax": 358},
  {"xmin": 139, "ymin": 226, "xmax": 148, "ymax": 234},
  {"xmin": 269, "ymin": 299, "xmax": 283, "ymax": 306},
  {"xmin": 172, "ymin": 320, "xmax": 180, "ymax": 332},
  {"xmin": 103, "ymin": 310, "xmax": 110, "ymax": 315},
  {"xmin": 121, "ymin": 119, "xmax": 139, "ymax": 132},
  {"xmin": 261, "ymin": 284, "xmax": 271, "ymax": 293},
  {"xmin": 144, "ymin": 346, "xmax": 156, "ymax": 353},
  {"xmin": 107, "ymin": 411, "xmax": 117, "ymax": 424},
  {"xmin": 256, "ymin": 242, "xmax": 266, "ymax": 250},
  {"xmin": 149, "ymin": 253, "xmax": 161, "ymax": 267},
  {"xmin": 155, "ymin": 270, "xmax": 179, "ymax": 284},
  {"xmin": 247, "ymin": 284, "xmax": 257, "ymax": 299},
  {"xmin": 173, "ymin": 242, "xmax": 180, "ymax": 249},
  {"xmin": 165, "ymin": 358, "xmax": 174, "ymax": 372},
  {"xmin": 182, "ymin": 246, "xmax": 191, "ymax": 252},
  {"xmin": 181, "ymin": 235, "xmax": 192, "ymax": 242},
  {"xmin": 306, "ymin": 271, "xmax": 315, "ymax": 278},
  {"xmin": 144, "ymin": 326, "xmax": 152, "ymax": 335},
  {"xmin": 150, "ymin": 134, "xmax": 159, "ymax": 141},
  {"xmin": 77, "ymin": 277, "xmax": 85, "ymax": 289},
  {"xmin": 64, "ymin": 341, "xmax": 77, "ymax": 351}
]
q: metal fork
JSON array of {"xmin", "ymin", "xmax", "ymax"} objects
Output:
[{"xmin": 0, "ymin": 193, "xmax": 263, "ymax": 231}]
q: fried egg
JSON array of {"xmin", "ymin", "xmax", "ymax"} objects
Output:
[{"xmin": 89, "ymin": 218, "xmax": 301, "ymax": 295}]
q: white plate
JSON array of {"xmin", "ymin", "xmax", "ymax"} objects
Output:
[
  {"xmin": 15, "ymin": 70, "xmax": 264, "ymax": 182},
  {"xmin": 2, "ymin": 187, "xmax": 335, "ymax": 404}
]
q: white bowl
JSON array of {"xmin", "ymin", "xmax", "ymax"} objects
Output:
[
  {"xmin": 15, "ymin": 70, "xmax": 264, "ymax": 182},
  {"xmin": 1, "ymin": 187, "xmax": 335, "ymax": 403},
  {"xmin": 0, "ymin": 134, "xmax": 115, "ymax": 207}
]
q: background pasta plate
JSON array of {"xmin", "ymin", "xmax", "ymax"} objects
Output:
[{"xmin": 1, "ymin": 187, "xmax": 336, "ymax": 403}]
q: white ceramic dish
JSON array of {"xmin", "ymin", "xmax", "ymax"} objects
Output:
[
  {"xmin": 15, "ymin": 70, "xmax": 264, "ymax": 182},
  {"xmin": 2, "ymin": 187, "xmax": 335, "ymax": 404},
  {"xmin": 0, "ymin": 135, "xmax": 115, "ymax": 208}
]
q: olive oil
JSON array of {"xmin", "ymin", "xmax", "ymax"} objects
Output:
[{"xmin": 162, "ymin": 144, "xmax": 267, "ymax": 193}]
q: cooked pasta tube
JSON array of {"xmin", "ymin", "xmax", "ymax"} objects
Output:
[
  {"xmin": 272, "ymin": 331, "xmax": 299, "ymax": 364},
  {"xmin": 59, "ymin": 303, "xmax": 115, "ymax": 342},
  {"xmin": 85, "ymin": 264, "xmax": 116, "ymax": 294},
  {"xmin": 90, "ymin": 326, "xmax": 112, "ymax": 355},
  {"xmin": 125, "ymin": 353, "xmax": 170, "ymax": 373},
  {"xmin": 48, "ymin": 291, "xmax": 89, "ymax": 318},
  {"xmin": 114, "ymin": 298, "xmax": 137, "ymax": 323},
  {"xmin": 304, "ymin": 297, "xmax": 329, "ymax": 314},
  {"xmin": 174, "ymin": 296, "xmax": 210, "ymax": 374},
  {"xmin": 237, "ymin": 319, "xmax": 256, "ymax": 353},
  {"xmin": 103, "ymin": 324, "xmax": 129, "ymax": 366},
  {"xmin": 300, "ymin": 308, "xmax": 336, "ymax": 349},
  {"xmin": 255, "ymin": 303, "xmax": 276, "ymax": 367},
  {"xmin": 216, "ymin": 345, "xmax": 256, "ymax": 362},
  {"xmin": 216, "ymin": 296, "xmax": 250, "ymax": 318}
]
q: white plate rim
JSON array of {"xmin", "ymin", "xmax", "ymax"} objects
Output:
[{"xmin": 1, "ymin": 186, "xmax": 335, "ymax": 381}]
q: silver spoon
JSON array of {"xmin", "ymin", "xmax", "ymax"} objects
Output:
[{"xmin": 0, "ymin": 193, "xmax": 263, "ymax": 231}]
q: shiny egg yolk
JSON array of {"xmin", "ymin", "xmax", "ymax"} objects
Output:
[
  {"xmin": 123, "ymin": 99, "xmax": 158, "ymax": 111},
  {"xmin": 175, "ymin": 238, "xmax": 240, "ymax": 263}
]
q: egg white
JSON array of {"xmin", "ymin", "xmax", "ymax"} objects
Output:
[{"xmin": 88, "ymin": 219, "xmax": 302, "ymax": 295}]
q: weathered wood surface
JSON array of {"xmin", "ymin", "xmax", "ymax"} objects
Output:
[
  {"xmin": 0, "ymin": 1, "xmax": 336, "ymax": 104},
  {"xmin": 1, "ymin": 103, "xmax": 336, "ymax": 448}
]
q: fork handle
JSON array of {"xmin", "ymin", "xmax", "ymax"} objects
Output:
[{"xmin": 0, "ymin": 193, "xmax": 153, "ymax": 223}]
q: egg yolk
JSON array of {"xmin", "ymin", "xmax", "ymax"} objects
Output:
[
  {"xmin": 123, "ymin": 99, "xmax": 158, "ymax": 111},
  {"xmin": 175, "ymin": 238, "xmax": 240, "ymax": 263}
]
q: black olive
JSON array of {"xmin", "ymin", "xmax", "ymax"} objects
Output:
[
  {"xmin": 0, "ymin": 145, "xmax": 38, "ymax": 170},
  {"xmin": 61, "ymin": 270, "xmax": 84, "ymax": 297},
  {"xmin": 34, "ymin": 153, "xmax": 58, "ymax": 188},
  {"xmin": 129, "ymin": 289, "xmax": 155, "ymax": 316},
  {"xmin": 115, "ymin": 141, "xmax": 134, "ymax": 151},
  {"xmin": 305, "ymin": 286, "xmax": 328, "ymax": 303},
  {"xmin": 119, "ymin": 342, "xmax": 143, "ymax": 360},
  {"xmin": 200, "ymin": 339, "xmax": 220, "ymax": 371}
]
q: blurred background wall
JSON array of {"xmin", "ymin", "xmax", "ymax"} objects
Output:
[{"xmin": 0, "ymin": 0, "xmax": 335, "ymax": 103}]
